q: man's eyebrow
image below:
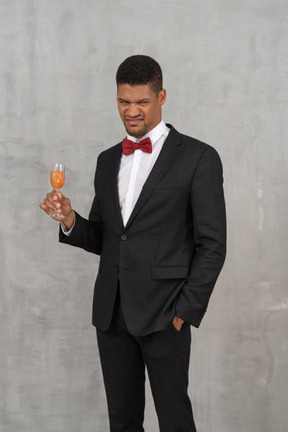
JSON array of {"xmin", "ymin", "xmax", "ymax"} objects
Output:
[{"xmin": 118, "ymin": 97, "xmax": 151, "ymax": 103}]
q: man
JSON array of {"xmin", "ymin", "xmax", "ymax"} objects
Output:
[{"xmin": 40, "ymin": 55, "xmax": 226, "ymax": 432}]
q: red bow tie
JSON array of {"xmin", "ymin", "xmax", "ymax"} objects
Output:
[{"xmin": 122, "ymin": 137, "xmax": 152, "ymax": 155}]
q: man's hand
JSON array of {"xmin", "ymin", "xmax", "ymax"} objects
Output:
[
  {"xmin": 172, "ymin": 316, "xmax": 184, "ymax": 331},
  {"xmin": 39, "ymin": 191, "xmax": 75, "ymax": 230}
]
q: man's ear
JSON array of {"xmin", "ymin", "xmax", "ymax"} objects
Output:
[{"xmin": 158, "ymin": 89, "xmax": 166, "ymax": 106}]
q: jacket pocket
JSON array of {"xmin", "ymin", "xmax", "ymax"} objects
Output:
[{"xmin": 151, "ymin": 265, "xmax": 190, "ymax": 280}]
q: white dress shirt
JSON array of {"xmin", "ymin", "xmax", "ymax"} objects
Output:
[
  {"xmin": 62, "ymin": 120, "xmax": 170, "ymax": 233},
  {"xmin": 118, "ymin": 120, "xmax": 170, "ymax": 225}
]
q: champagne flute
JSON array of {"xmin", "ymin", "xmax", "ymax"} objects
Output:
[{"xmin": 50, "ymin": 163, "xmax": 65, "ymax": 218}]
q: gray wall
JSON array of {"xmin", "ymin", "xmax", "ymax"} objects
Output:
[{"xmin": 1, "ymin": 0, "xmax": 287, "ymax": 431}]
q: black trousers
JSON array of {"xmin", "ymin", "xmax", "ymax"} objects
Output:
[{"xmin": 96, "ymin": 291, "xmax": 197, "ymax": 432}]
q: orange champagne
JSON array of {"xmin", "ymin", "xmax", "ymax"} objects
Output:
[{"xmin": 50, "ymin": 170, "xmax": 65, "ymax": 189}]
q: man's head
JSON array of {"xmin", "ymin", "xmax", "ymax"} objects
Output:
[
  {"xmin": 116, "ymin": 55, "xmax": 163, "ymax": 94},
  {"xmin": 116, "ymin": 55, "xmax": 166, "ymax": 139}
]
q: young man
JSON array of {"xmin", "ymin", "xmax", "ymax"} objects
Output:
[{"xmin": 40, "ymin": 55, "xmax": 226, "ymax": 432}]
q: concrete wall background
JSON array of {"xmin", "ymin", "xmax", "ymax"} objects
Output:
[{"xmin": 1, "ymin": 0, "xmax": 287, "ymax": 431}]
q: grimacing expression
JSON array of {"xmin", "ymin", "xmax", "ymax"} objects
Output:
[{"xmin": 117, "ymin": 84, "xmax": 166, "ymax": 139}]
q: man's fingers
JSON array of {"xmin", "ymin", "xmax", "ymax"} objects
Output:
[
  {"xmin": 58, "ymin": 194, "xmax": 71, "ymax": 209},
  {"xmin": 39, "ymin": 202, "xmax": 53, "ymax": 215},
  {"xmin": 55, "ymin": 191, "xmax": 63, "ymax": 201},
  {"xmin": 172, "ymin": 316, "xmax": 184, "ymax": 331},
  {"xmin": 39, "ymin": 191, "xmax": 72, "ymax": 221},
  {"xmin": 44, "ymin": 194, "xmax": 56, "ymax": 209},
  {"xmin": 39, "ymin": 191, "xmax": 59, "ymax": 215}
]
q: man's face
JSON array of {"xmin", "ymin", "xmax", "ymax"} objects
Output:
[{"xmin": 117, "ymin": 84, "xmax": 166, "ymax": 139}]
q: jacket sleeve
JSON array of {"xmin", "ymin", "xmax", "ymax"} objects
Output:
[
  {"xmin": 59, "ymin": 160, "xmax": 103, "ymax": 255},
  {"xmin": 175, "ymin": 146, "xmax": 226, "ymax": 327}
]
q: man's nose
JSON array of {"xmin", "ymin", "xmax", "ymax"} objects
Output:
[{"xmin": 127, "ymin": 104, "xmax": 140, "ymax": 117}]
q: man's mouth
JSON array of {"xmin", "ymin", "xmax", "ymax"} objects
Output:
[{"xmin": 125, "ymin": 118, "xmax": 143, "ymax": 126}]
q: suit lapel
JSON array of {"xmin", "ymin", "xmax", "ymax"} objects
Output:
[
  {"xmin": 124, "ymin": 125, "xmax": 182, "ymax": 230},
  {"xmin": 108, "ymin": 144, "xmax": 125, "ymax": 230}
]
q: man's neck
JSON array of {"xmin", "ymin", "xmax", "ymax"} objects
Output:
[{"xmin": 126, "ymin": 120, "xmax": 166, "ymax": 143}]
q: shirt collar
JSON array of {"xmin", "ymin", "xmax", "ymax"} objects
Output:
[{"xmin": 126, "ymin": 120, "xmax": 167, "ymax": 146}]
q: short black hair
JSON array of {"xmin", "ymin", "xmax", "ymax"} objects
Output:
[{"xmin": 116, "ymin": 55, "xmax": 163, "ymax": 94}]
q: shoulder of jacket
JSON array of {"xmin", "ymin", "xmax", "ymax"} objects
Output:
[
  {"xmin": 97, "ymin": 142, "xmax": 122, "ymax": 160},
  {"xmin": 168, "ymin": 124, "xmax": 219, "ymax": 157}
]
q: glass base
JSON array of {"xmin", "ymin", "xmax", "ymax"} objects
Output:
[{"xmin": 50, "ymin": 211, "xmax": 64, "ymax": 218}]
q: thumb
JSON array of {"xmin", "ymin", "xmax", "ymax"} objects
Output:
[
  {"xmin": 57, "ymin": 191, "xmax": 65, "ymax": 202},
  {"xmin": 58, "ymin": 192, "xmax": 71, "ymax": 210}
]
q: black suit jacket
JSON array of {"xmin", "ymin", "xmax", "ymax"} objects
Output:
[{"xmin": 60, "ymin": 124, "xmax": 226, "ymax": 336}]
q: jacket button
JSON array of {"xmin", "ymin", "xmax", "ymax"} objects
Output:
[
  {"xmin": 113, "ymin": 266, "xmax": 119, "ymax": 272},
  {"xmin": 121, "ymin": 235, "xmax": 127, "ymax": 241}
]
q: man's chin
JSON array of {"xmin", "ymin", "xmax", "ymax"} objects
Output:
[{"xmin": 125, "ymin": 125, "xmax": 147, "ymax": 139}]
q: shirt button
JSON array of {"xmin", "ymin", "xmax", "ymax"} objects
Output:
[
  {"xmin": 121, "ymin": 235, "xmax": 127, "ymax": 241},
  {"xmin": 113, "ymin": 266, "xmax": 119, "ymax": 272}
]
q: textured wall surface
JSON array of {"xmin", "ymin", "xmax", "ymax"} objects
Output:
[{"xmin": 1, "ymin": 1, "xmax": 288, "ymax": 431}]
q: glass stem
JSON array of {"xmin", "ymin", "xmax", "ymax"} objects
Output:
[{"xmin": 54, "ymin": 189, "xmax": 60, "ymax": 213}]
